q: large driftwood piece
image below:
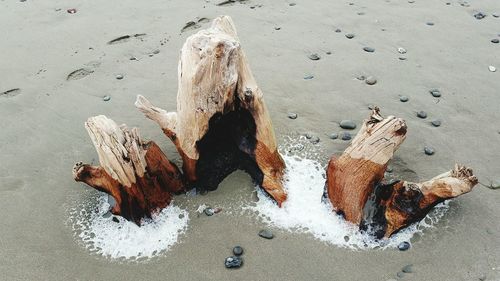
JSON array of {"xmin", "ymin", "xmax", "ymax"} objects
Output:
[
  {"xmin": 135, "ymin": 16, "xmax": 286, "ymax": 205},
  {"xmin": 326, "ymin": 108, "xmax": 478, "ymax": 238},
  {"xmin": 73, "ymin": 115, "xmax": 184, "ymax": 225}
]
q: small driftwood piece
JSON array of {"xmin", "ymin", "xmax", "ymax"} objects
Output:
[
  {"xmin": 135, "ymin": 16, "xmax": 286, "ymax": 205},
  {"xmin": 325, "ymin": 108, "xmax": 478, "ymax": 238},
  {"xmin": 73, "ymin": 115, "xmax": 184, "ymax": 225}
]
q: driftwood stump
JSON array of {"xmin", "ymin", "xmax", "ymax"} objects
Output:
[
  {"xmin": 135, "ymin": 16, "xmax": 286, "ymax": 205},
  {"xmin": 73, "ymin": 115, "xmax": 184, "ymax": 225},
  {"xmin": 325, "ymin": 108, "xmax": 478, "ymax": 238}
]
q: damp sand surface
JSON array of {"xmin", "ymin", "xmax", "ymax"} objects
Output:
[{"xmin": 1, "ymin": 0, "xmax": 500, "ymax": 280}]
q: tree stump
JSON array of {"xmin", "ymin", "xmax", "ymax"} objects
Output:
[
  {"xmin": 325, "ymin": 108, "xmax": 478, "ymax": 238},
  {"xmin": 73, "ymin": 115, "xmax": 185, "ymax": 225},
  {"xmin": 135, "ymin": 16, "xmax": 286, "ymax": 205}
]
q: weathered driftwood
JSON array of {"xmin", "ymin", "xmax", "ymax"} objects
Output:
[
  {"xmin": 325, "ymin": 108, "xmax": 478, "ymax": 238},
  {"xmin": 135, "ymin": 16, "xmax": 286, "ymax": 205},
  {"xmin": 73, "ymin": 115, "xmax": 184, "ymax": 225}
]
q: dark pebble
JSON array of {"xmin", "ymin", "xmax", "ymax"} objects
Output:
[
  {"xmin": 258, "ymin": 229, "xmax": 274, "ymax": 239},
  {"xmin": 429, "ymin": 89, "xmax": 441, "ymax": 97},
  {"xmin": 426, "ymin": 22, "xmax": 434, "ymax": 26},
  {"xmin": 340, "ymin": 120, "xmax": 356, "ymax": 130},
  {"xmin": 308, "ymin": 53, "xmax": 321, "ymax": 60},
  {"xmin": 204, "ymin": 208, "xmax": 215, "ymax": 216},
  {"xmin": 474, "ymin": 12, "xmax": 486, "ymax": 20},
  {"xmin": 103, "ymin": 95, "xmax": 111, "ymax": 101},
  {"xmin": 341, "ymin": 132, "xmax": 352, "ymax": 141},
  {"xmin": 400, "ymin": 95, "xmax": 409, "ymax": 102},
  {"xmin": 304, "ymin": 75, "xmax": 314, "ymax": 80},
  {"xmin": 225, "ymin": 256, "xmax": 243, "ymax": 268},
  {"xmin": 288, "ymin": 112, "xmax": 298, "ymax": 119},
  {"xmin": 363, "ymin": 46, "xmax": 375, "ymax": 53},
  {"xmin": 289, "ymin": 3, "xmax": 296, "ymax": 6},
  {"xmin": 431, "ymin": 119, "xmax": 441, "ymax": 127},
  {"xmin": 233, "ymin": 246, "xmax": 244, "ymax": 256},
  {"xmin": 398, "ymin": 241, "xmax": 411, "ymax": 251},
  {"xmin": 365, "ymin": 76, "xmax": 377, "ymax": 85},
  {"xmin": 491, "ymin": 38, "xmax": 499, "ymax": 44},
  {"xmin": 424, "ymin": 146, "xmax": 435, "ymax": 155},
  {"xmin": 112, "ymin": 217, "xmax": 120, "ymax": 223},
  {"xmin": 345, "ymin": 33, "xmax": 355, "ymax": 39},
  {"xmin": 274, "ymin": 27, "xmax": 281, "ymax": 30},
  {"xmin": 116, "ymin": 74, "xmax": 124, "ymax": 80},
  {"xmin": 417, "ymin": 111, "xmax": 427, "ymax": 119},
  {"xmin": 305, "ymin": 133, "xmax": 312, "ymax": 139},
  {"xmin": 326, "ymin": 51, "xmax": 332, "ymax": 55},
  {"xmin": 335, "ymin": 28, "xmax": 341, "ymax": 33},
  {"xmin": 402, "ymin": 264, "xmax": 413, "ymax": 273},
  {"xmin": 67, "ymin": 8, "xmax": 77, "ymax": 14},
  {"xmin": 330, "ymin": 133, "xmax": 339, "ymax": 140}
]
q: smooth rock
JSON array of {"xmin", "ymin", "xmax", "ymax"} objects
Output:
[
  {"xmin": 326, "ymin": 51, "xmax": 332, "ymax": 55},
  {"xmin": 431, "ymin": 119, "xmax": 441, "ymax": 127},
  {"xmin": 288, "ymin": 112, "xmax": 298, "ymax": 119},
  {"xmin": 341, "ymin": 132, "xmax": 352, "ymax": 141},
  {"xmin": 258, "ymin": 229, "xmax": 274, "ymax": 239},
  {"xmin": 340, "ymin": 120, "xmax": 356, "ymax": 130},
  {"xmin": 308, "ymin": 53, "xmax": 321, "ymax": 60},
  {"xmin": 345, "ymin": 33, "xmax": 355, "ymax": 39},
  {"xmin": 398, "ymin": 47, "xmax": 407, "ymax": 54},
  {"xmin": 115, "ymin": 74, "xmax": 124, "ymax": 80},
  {"xmin": 400, "ymin": 95, "xmax": 409, "ymax": 102},
  {"xmin": 426, "ymin": 22, "xmax": 434, "ymax": 26},
  {"xmin": 491, "ymin": 38, "xmax": 499, "ymax": 44},
  {"xmin": 103, "ymin": 95, "xmax": 111, "ymax": 101},
  {"xmin": 398, "ymin": 241, "xmax": 411, "ymax": 251},
  {"xmin": 225, "ymin": 256, "xmax": 243, "ymax": 268},
  {"xmin": 363, "ymin": 46, "xmax": 375, "ymax": 53},
  {"xmin": 365, "ymin": 76, "xmax": 377, "ymax": 85},
  {"xmin": 429, "ymin": 89, "xmax": 441, "ymax": 97},
  {"xmin": 489, "ymin": 66, "xmax": 497, "ymax": 72},
  {"xmin": 402, "ymin": 264, "xmax": 413, "ymax": 273},
  {"xmin": 233, "ymin": 246, "xmax": 243, "ymax": 256},
  {"xmin": 330, "ymin": 133, "xmax": 339, "ymax": 140},
  {"xmin": 474, "ymin": 12, "xmax": 486, "ymax": 19},
  {"xmin": 424, "ymin": 146, "xmax": 435, "ymax": 155},
  {"xmin": 417, "ymin": 111, "xmax": 427, "ymax": 119}
]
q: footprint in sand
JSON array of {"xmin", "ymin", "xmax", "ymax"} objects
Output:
[
  {"xmin": 0, "ymin": 88, "xmax": 21, "ymax": 98},
  {"xmin": 66, "ymin": 61, "xmax": 101, "ymax": 81}
]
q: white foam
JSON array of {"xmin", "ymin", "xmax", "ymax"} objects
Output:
[
  {"xmin": 69, "ymin": 194, "xmax": 189, "ymax": 260},
  {"xmin": 246, "ymin": 137, "xmax": 449, "ymax": 249}
]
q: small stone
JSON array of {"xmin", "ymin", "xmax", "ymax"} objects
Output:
[
  {"xmin": 335, "ymin": 28, "xmax": 342, "ymax": 33},
  {"xmin": 115, "ymin": 74, "xmax": 124, "ymax": 80},
  {"xmin": 340, "ymin": 120, "xmax": 356, "ymax": 130},
  {"xmin": 326, "ymin": 51, "xmax": 332, "ymax": 55},
  {"xmin": 402, "ymin": 264, "xmax": 413, "ymax": 273},
  {"xmin": 424, "ymin": 146, "xmax": 435, "ymax": 155},
  {"xmin": 426, "ymin": 22, "xmax": 434, "ymax": 26},
  {"xmin": 493, "ymin": 13, "xmax": 499, "ymax": 18},
  {"xmin": 417, "ymin": 111, "xmax": 427, "ymax": 119},
  {"xmin": 153, "ymin": 49, "xmax": 160, "ymax": 54},
  {"xmin": 341, "ymin": 132, "xmax": 352, "ymax": 141},
  {"xmin": 67, "ymin": 8, "xmax": 77, "ymax": 14},
  {"xmin": 289, "ymin": 3, "xmax": 296, "ymax": 6},
  {"xmin": 345, "ymin": 33, "xmax": 355, "ymax": 39},
  {"xmin": 431, "ymin": 119, "xmax": 441, "ymax": 127},
  {"xmin": 400, "ymin": 96, "xmax": 409, "ymax": 102},
  {"xmin": 233, "ymin": 246, "xmax": 243, "ymax": 256},
  {"xmin": 308, "ymin": 53, "xmax": 321, "ymax": 60},
  {"xmin": 474, "ymin": 12, "xmax": 486, "ymax": 20},
  {"xmin": 225, "ymin": 256, "xmax": 243, "ymax": 268},
  {"xmin": 365, "ymin": 76, "xmax": 377, "ymax": 85},
  {"xmin": 489, "ymin": 66, "xmax": 497, "ymax": 72},
  {"xmin": 112, "ymin": 217, "xmax": 120, "ymax": 223},
  {"xmin": 305, "ymin": 133, "xmax": 313, "ymax": 139},
  {"xmin": 304, "ymin": 75, "xmax": 314, "ymax": 80},
  {"xmin": 344, "ymin": 235, "xmax": 350, "ymax": 242},
  {"xmin": 274, "ymin": 27, "xmax": 281, "ymax": 30},
  {"xmin": 103, "ymin": 95, "xmax": 111, "ymax": 101},
  {"xmin": 204, "ymin": 207, "xmax": 215, "ymax": 216},
  {"xmin": 310, "ymin": 136, "xmax": 320, "ymax": 144},
  {"xmin": 329, "ymin": 133, "xmax": 339, "ymax": 140},
  {"xmin": 288, "ymin": 112, "xmax": 298, "ymax": 119},
  {"xmin": 357, "ymin": 75, "xmax": 366, "ymax": 80},
  {"xmin": 429, "ymin": 89, "xmax": 441, "ymax": 97},
  {"xmin": 258, "ymin": 229, "xmax": 274, "ymax": 239},
  {"xmin": 398, "ymin": 47, "xmax": 407, "ymax": 54},
  {"xmin": 363, "ymin": 46, "xmax": 375, "ymax": 53},
  {"xmin": 399, "ymin": 57, "xmax": 407, "ymax": 60},
  {"xmin": 397, "ymin": 272, "xmax": 405, "ymax": 278},
  {"xmin": 398, "ymin": 241, "xmax": 411, "ymax": 251},
  {"xmin": 357, "ymin": 12, "xmax": 365, "ymax": 15},
  {"xmin": 491, "ymin": 38, "xmax": 499, "ymax": 44}
]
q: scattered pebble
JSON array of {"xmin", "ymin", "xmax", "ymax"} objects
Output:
[
  {"xmin": 289, "ymin": 3, "xmax": 296, "ymax": 6},
  {"xmin": 330, "ymin": 133, "xmax": 339, "ymax": 140},
  {"xmin": 398, "ymin": 241, "xmax": 411, "ymax": 251},
  {"xmin": 112, "ymin": 216, "xmax": 119, "ymax": 223},
  {"xmin": 103, "ymin": 95, "xmax": 111, "ymax": 101},
  {"xmin": 345, "ymin": 33, "xmax": 355, "ymax": 39},
  {"xmin": 491, "ymin": 38, "xmax": 499, "ymax": 44},
  {"xmin": 204, "ymin": 207, "xmax": 215, "ymax": 216},
  {"xmin": 258, "ymin": 229, "xmax": 274, "ymax": 239},
  {"xmin": 274, "ymin": 27, "xmax": 281, "ymax": 30},
  {"xmin": 474, "ymin": 12, "xmax": 487, "ymax": 20},
  {"xmin": 340, "ymin": 120, "xmax": 356, "ymax": 130},
  {"xmin": 402, "ymin": 264, "xmax": 414, "ymax": 273},
  {"xmin": 225, "ymin": 256, "xmax": 243, "ymax": 268},
  {"xmin": 363, "ymin": 46, "xmax": 375, "ymax": 53},
  {"xmin": 115, "ymin": 74, "xmax": 124, "ymax": 80},
  {"xmin": 493, "ymin": 13, "xmax": 499, "ymax": 18},
  {"xmin": 429, "ymin": 89, "xmax": 441, "ymax": 97},
  {"xmin": 365, "ymin": 76, "xmax": 377, "ymax": 85},
  {"xmin": 310, "ymin": 136, "xmax": 320, "ymax": 144},
  {"xmin": 305, "ymin": 133, "xmax": 313, "ymax": 139},
  {"xmin": 417, "ymin": 111, "xmax": 427, "ymax": 119},
  {"xmin": 335, "ymin": 28, "xmax": 342, "ymax": 33},
  {"xmin": 341, "ymin": 132, "xmax": 352, "ymax": 141},
  {"xmin": 398, "ymin": 47, "xmax": 407, "ymax": 54},
  {"xmin": 399, "ymin": 95, "xmax": 409, "ymax": 102},
  {"xmin": 399, "ymin": 57, "xmax": 407, "ymax": 61},
  {"xmin": 489, "ymin": 66, "xmax": 497, "ymax": 72},
  {"xmin": 424, "ymin": 146, "xmax": 435, "ymax": 155},
  {"xmin": 288, "ymin": 112, "xmax": 298, "ymax": 119},
  {"xmin": 431, "ymin": 119, "xmax": 441, "ymax": 127},
  {"xmin": 67, "ymin": 8, "xmax": 77, "ymax": 14},
  {"xmin": 233, "ymin": 246, "xmax": 243, "ymax": 256},
  {"xmin": 426, "ymin": 22, "xmax": 434, "ymax": 26},
  {"xmin": 326, "ymin": 51, "xmax": 332, "ymax": 55},
  {"xmin": 308, "ymin": 53, "xmax": 321, "ymax": 60}
]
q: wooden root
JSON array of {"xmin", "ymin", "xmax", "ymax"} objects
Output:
[
  {"xmin": 135, "ymin": 16, "xmax": 286, "ymax": 205},
  {"xmin": 73, "ymin": 115, "xmax": 184, "ymax": 225},
  {"xmin": 325, "ymin": 108, "xmax": 478, "ymax": 238}
]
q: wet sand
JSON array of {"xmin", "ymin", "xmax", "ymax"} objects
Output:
[{"xmin": 1, "ymin": 0, "xmax": 500, "ymax": 280}]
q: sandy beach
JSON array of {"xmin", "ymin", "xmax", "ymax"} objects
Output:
[{"xmin": 1, "ymin": 0, "xmax": 500, "ymax": 280}]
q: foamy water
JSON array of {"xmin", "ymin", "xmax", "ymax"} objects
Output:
[
  {"xmin": 69, "ymin": 195, "xmax": 189, "ymax": 260},
  {"xmin": 246, "ymin": 137, "xmax": 449, "ymax": 249}
]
